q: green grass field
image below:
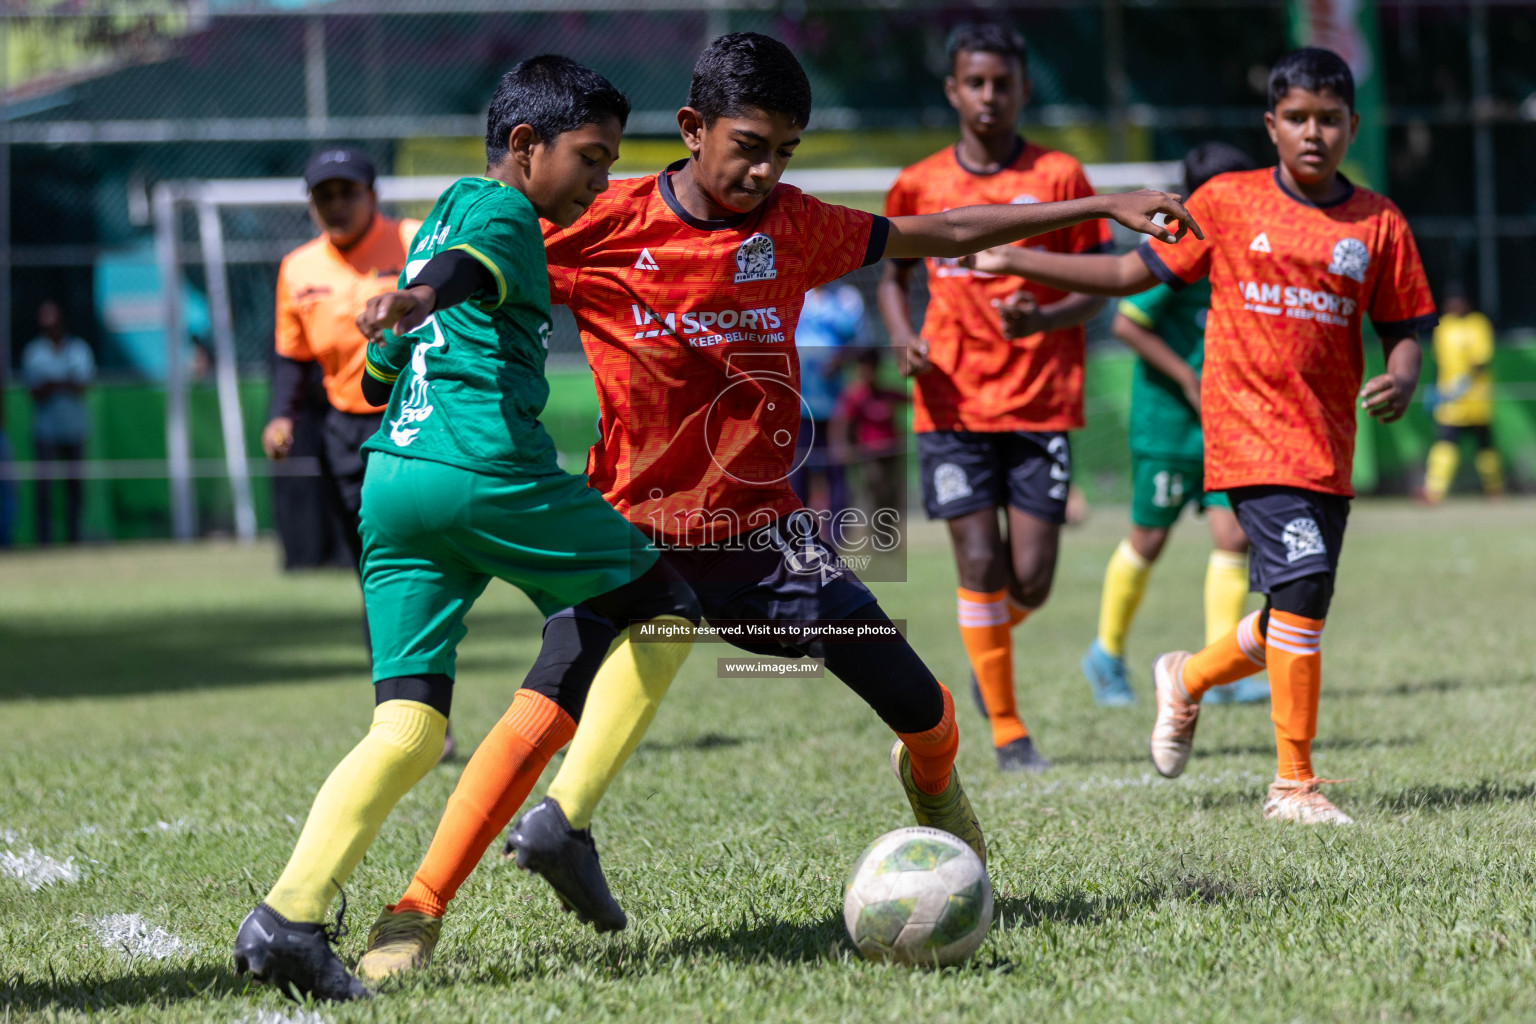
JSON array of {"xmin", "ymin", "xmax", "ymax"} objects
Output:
[{"xmin": 2, "ymin": 500, "xmax": 1534, "ymax": 1023}]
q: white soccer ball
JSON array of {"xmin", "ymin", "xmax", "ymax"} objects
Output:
[{"xmin": 842, "ymin": 826, "xmax": 993, "ymax": 967}]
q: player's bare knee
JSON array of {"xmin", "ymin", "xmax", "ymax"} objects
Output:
[
  {"xmin": 954, "ymin": 543, "xmax": 1009, "ymax": 592},
  {"xmin": 1129, "ymin": 526, "xmax": 1169, "ymax": 561}
]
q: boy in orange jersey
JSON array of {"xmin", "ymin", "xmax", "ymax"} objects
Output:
[
  {"xmin": 964, "ymin": 48, "xmax": 1436, "ymax": 824},
  {"xmin": 352, "ymin": 33, "xmax": 1199, "ymax": 977},
  {"xmin": 879, "ymin": 23, "xmax": 1114, "ymax": 770}
]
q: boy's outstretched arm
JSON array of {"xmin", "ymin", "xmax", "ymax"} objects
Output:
[
  {"xmin": 962, "ymin": 246, "xmax": 1160, "ymax": 297},
  {"xmin": 882, "ymin": 189, "xmax": 1199, "ymax": 262}
]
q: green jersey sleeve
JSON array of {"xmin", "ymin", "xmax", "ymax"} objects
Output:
[
  {"xmin": 1118, "ymin": 283, "xmax": 1176, "ymax": 330},
  {"xmin": 447, "ymin": 187, "xmax": 545, "ymax": 312},
  {"xmin": 364, "ymin": 331, "xmax": 409, "ymax": 390}
]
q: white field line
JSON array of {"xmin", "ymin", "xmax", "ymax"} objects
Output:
[
  {"xmin": 89, "ymin": 913, "xmax": 195, "ymax": 961},
  {"xmin": 238, "ymin": 1011, "xmax": 328, "ymax": 1024},
  {"xmin": 1, "ymin": 847, "xmax": 82, "ymax": 889},
  {"xmin": 1030, "ymin": 770, "xmax": 1273, "ymax": 796}
]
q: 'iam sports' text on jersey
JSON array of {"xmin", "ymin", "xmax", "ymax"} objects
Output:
[
  {"xmin": 884, "ymin": 140, "xmax": 1113, "ymax": 433},
  {"xmin": 1140, "ymin": 168, "xmax": 1437, "ymax": 496},
  {"xmin": 363, "ymin": 177, "xmax": 562, "ymax": 476},
  {"xmin": 544, "ymin": 162, "xmax": 887, "ymax": 544}
]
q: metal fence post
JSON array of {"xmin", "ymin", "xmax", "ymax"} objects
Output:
[
  {"xmin": 1469, "ymin": 0, "xmax": 1499, "ymax": 321},
  {"xmin": 152, "ymin": 183, "xmax": 196, "ymax": 540},
  {"xmin": 195, "ymin": 196, "xmax": 257, "ymax": 542}
]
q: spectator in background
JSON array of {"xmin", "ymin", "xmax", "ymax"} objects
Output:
[
  {"xmin": 832, "ymin": 347, "xmax": 908, "ymax": 518},
  {"xmin": 1423, "ymin": 288, "xmax": 1504, "ymax": 502},
  {"xmin": 23, "ymin": 300, "xmax": 95, "ymax": 545},
  {"xmin": 791, "ymin": 281, "xmax": 864, "ymax": 514},
  {"xmin": 0, "ymin": 385, "xmax": 15, "ymax": 547}
]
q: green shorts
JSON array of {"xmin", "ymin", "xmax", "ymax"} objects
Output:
[
  {"xmin": 359, "ymin": 452, "xmax": 657, "ymax": 681},
  {"xmin": 1130, "ymin": 453, "xmax": 1230, "ymax": 529}
]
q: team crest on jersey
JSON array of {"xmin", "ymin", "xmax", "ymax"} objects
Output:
[
  {"xmin": 1282, "ymin": 517, "xmax": 1327, "ymax": 563},
  {"xmin": 933, "ymin": 463, "xmax": 972, "ymax": 505},
  {"xmin": 1010, "ymin": 194, "xmax": 1041, "ymax": 205},
  {"xmin": 1327, "ymin": 238, "xmax": 1370, "ymax": 283},
  {"xmin": 734, "ymin": 233, "xmax": 778, "ymax": 283}
]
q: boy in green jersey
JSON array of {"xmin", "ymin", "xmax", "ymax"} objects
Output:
[
  {"xmin": 1081, "ymin": 143, "xmax": 1269, "ymax": 706},
  {"xmin": 233, "ymin": 56, "xmax": 699, "ymax": 1003}
]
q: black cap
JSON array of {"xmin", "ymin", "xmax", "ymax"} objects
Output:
[{"xmin": 304, "ymin": 146, "xmax": 376, "ymax": 190}]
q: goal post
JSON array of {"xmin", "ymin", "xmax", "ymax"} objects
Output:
[{"xmin": 152, "ymin": 162, "xmax": 1182, "ymax": 542}]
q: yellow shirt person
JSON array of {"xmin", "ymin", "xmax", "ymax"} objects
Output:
[
  {"xmin": 1424, "ymin": 295, "xmax": 1503, "ymax": 502},
  {"xmin": 1432, "ymin": 309, "xmax": 1495, "ymax": 427}
]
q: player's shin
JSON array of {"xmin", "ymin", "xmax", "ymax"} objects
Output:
[
  {"xmin": 894, "ymin": 683, "xmax": 959, "ymax": 794},
  {"xmin": 396, "ymin": 689, "xmax": 576, "ymax": 917},
  {"xmin": 1203, "ymin": 550, "xmax": 1249, "ymax": 646},
  {"xmin": 1181, "ymin": 610, "xmax": 1267, "ymax": 701},
  {"xmin": 1474, "ymin": 447, "xmax": 1505, "ymax": 497},
  {"xmin": 544, "ymin": 619, "xmax": 695, "ymax": 829},
  {"xmin": 956, "ymin": 588, "xmax": 1027, "ymax": 746},
  {"xmin": 1098, "ymin": 540, "xmax": 1152, "ymax": 657},
  {"xmin": 1266, "ymin": 611, "xmax": 1323, "ymax": 781},
  {"xmin": 265, "ymin": 698, "xmax": 447, "ymax": 923},
  {"xmin": 1424, "ymin": 440, "xmax": 1458, "ymax": 503}
]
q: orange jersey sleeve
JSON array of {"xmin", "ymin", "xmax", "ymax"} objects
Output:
[
  {"xmin": 797, "ymin": 192, "xmax": 880, "ymax": 288},
  {"xmin": 1138, "ymin": 168, "xmax": 1437, "ymax": 496},
  {"xmin": 1365, "ymin": 206, "xmax": 1437, "ymax": 335}
]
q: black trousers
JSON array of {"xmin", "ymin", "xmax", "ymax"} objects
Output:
[
  {"xmin": 34, "ymin": 440, "xmax": 84, "ymax": 545},
  {"xmin": 318, "ymin": 408, "xmax": 383, "ymax": 571}
]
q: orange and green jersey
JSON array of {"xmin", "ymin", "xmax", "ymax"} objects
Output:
[
  {"xmin": 1139, "ymin": 167, "xmax": 1437, "ymax": 496},
  {"xmin": 884, "ymin": 139, "xmax": 1112, "ymax": 434},
  {"xmin": 362, "ymin": 177, "xmax": 562, "ymax": 476},
  {"xmin": 542, "ymin": 161, "xmax": 886, "ymax": 545}
]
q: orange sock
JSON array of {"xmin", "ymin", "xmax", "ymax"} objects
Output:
[
  {"xmin": 1007, "ymin": 598, "xmax": 1031, "ymax": 628},
  {"xmin": 957, "ymin": 588, "xmax": 1027, "ymax": 747},
  {"xmin": 896, "ymin": 684, "xmax": 958, "ymax": 796},
  {"xmin": 1266, "ymin": 611, "xmax": 1323, "ymax": 782},
  {"xmin": 1181, "ymin": 610, "xmax": 1267, "ymax": 701},
  {"xmin": 394, "ymin": 690, "xmax": 575, "ymax": 917}
]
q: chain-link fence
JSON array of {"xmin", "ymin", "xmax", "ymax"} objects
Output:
[
  {"xmin": 6, "ymin": 0, "xmax": 1536, "ymax": 380},
  {"xmin": 4, "ymin": 1, "xmax": 1535, "ymax": 544}
]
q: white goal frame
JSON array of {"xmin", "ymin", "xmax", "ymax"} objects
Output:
[{"xmin": 152, "ymin": 161, "xmax": 1182, "ymax": 542}]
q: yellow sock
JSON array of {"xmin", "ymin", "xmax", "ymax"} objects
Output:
[
  {"xmin": 1204, "ymin": 549, "xmax": 1250, "ymax": 647},
  {"xmin": 545, "ymin": 618, "xmax": 694, "ymax": 829},
  {"xmin": 1474, "ymin": 447, "xmax": 1505, "ymax": 496},
  {"xmin": 266, "ymin": 699, "xmax": 446, "ymax": 923},
  {"xmin": 1424, "ymin": 439, "xmax": 1458, "ymax": 503},
  {"xmin": 1096, "ymin": 539, "xmax": 1151, "ymax": 658}
]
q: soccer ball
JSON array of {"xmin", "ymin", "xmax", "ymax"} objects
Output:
[{"xmin": 842, "ymin": 826, "xmax": 992, "ymax": 967}]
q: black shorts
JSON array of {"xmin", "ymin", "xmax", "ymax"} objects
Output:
[
  {"xmin": 917, "ymin": 429, "xmax": 1071, "ymax": 524},
  {"xmin": 552, "ymin": 512, "xmax": 876, "ymax": 659},
  {"xmin": 1229, "ymin": 485, "xmax": 1351, "ymax": 595},
  {"xmin": 1436, "ymin": 423, "xmax": 1494, "ymax": 448},
  {"xmin": 321, "ymin": 407, "xmax": 384, "ymax": 519}
]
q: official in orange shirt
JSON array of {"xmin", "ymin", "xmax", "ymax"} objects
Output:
[
  {"xmin": 261, "ymin": 147, "xmax": 450, "ymax": 757},
  {"xmin": 263, "ymin": 147, "xmax": 418, "ymax": 569},
  {"xmin": 879, "ymin": 23, "xmax": 1110, "ymax": 774}
]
